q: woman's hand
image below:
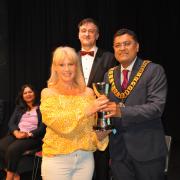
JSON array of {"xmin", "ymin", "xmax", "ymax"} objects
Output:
[
  {"xmin": 13, "ymin": 130, "xmax": 29, "ymax": 139},
  {"xmin": 86, "ymin": 95, "xmax": 109, "ymax": 117},
  {"xmin": 27, "ymin": 132, "xmax": 33, "ymax": 137}
]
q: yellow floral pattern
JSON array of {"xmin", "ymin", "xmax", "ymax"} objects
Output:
[{"xmin": 40, "ymin": 88, "xmax": 108, "ymax": 156}]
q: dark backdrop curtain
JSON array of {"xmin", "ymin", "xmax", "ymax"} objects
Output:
[{"xmin": 7, "ymin": 0, "xmax": 180, "ymax": 139}]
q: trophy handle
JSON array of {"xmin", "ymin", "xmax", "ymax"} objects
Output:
[
  {"xmin": 92, "ymin": 82, "xmax": 110, "ymax": 97},
  {"xmin": 92, "ymin": 82, "xmax": 113, "ymax": 131}
]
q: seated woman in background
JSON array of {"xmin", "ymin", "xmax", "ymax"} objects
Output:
[
  {"xmin": 40, "ymin": 46, "xmax": 110, "ymax": 180},
  {"xmin": 0, "ymin": 84, "xmax": 46, "ymax": 180}
]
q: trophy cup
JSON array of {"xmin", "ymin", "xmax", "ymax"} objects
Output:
[{"xmin": 93, "ymin": 82, "xmax": 113, "ymax": 131}]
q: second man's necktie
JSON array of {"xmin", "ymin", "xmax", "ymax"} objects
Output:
[{"xmin": 121, "ymin": 69, "xmax": 129, "ymax": 91}]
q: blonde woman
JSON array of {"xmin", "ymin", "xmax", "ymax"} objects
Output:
[{"xmin": 40, "ymin": 46, "xmax": 110, "ymax": 180}]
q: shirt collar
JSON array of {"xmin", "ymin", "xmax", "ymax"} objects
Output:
[{"xmin": 121, "ymin": 56, "xmax": 137, "ymax": 72}]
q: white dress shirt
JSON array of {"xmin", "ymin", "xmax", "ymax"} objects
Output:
[{"xmin": 81, "ymin": 46, "xmax": 98, "ymax": 85}]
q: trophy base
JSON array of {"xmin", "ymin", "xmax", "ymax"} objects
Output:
[{"xmin": 93, "ymin": 125, "xmax": 114, "ymax": 131}]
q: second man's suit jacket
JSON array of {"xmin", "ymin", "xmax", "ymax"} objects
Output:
[{"xmin": 104, "ymin": 57, "xmax": 168, "ymax": 162}]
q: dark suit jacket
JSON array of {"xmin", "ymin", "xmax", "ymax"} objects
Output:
[
  {"xmin": 80, "ymin": 48, "xmax": 118, "ymax": 88},
  {"xmin": 104, "ymin": 57, "xmax": 168, "ymax": 162}
]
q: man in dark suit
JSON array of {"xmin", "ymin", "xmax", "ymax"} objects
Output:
[
  {"xmin": 103, "ymin": 28, "xmax": 167, "ymax": 180},
  {"xmin": 78, "ymin": 18, "xmax": 117, "ymax": 180}
]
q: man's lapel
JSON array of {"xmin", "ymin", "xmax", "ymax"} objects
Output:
[
  {"xmin": 114, "ymin": 66, "xmax": 122, "ymax": 92},
  {"xmin": 87, "ymin": 49, "xmax": 103, "ymax": 86},
  {"xmin": 128, "ymin": 58, "xmax": 143, "ymax": 84}
]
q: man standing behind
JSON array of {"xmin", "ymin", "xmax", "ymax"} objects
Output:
[
  {"xmin": 78, "ymin": 18, "xmax": 117, "ymax": 180},
  {"xmin": 103, "ymin": 28, "xmax": 168, "ymax": 180}
]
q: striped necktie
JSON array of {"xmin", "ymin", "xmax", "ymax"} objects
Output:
[{"xmin": 121, "ymin": 69, "xmax": 129, "ymax": 91}]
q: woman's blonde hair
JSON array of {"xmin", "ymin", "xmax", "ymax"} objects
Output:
[{"xmin": 47, "ymin": 46, "xmax": 86, "ymax": 91}]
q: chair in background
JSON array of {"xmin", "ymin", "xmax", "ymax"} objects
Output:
[
  {"xmin": 164, "ymin": 135, "xmax": 172, "ymax": 174},
  {"xmin": 32, "ymin": 151, "xmax": 42, "ymax": 180},
  {"xmin": 17, "ymin": 148, "xmax": 42, "ymax": 176},
  {"xmin": 0, "ymin": 149, "xmax": 40, "ymax": 180}
]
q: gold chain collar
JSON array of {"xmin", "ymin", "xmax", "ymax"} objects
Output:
[
  {"xmin": 92, "ymin": 84, "xmax": 101, "ymax": 97},
  {"xmin": 108, "ymin": 60, "xmax": 151, "ymax": 100}
]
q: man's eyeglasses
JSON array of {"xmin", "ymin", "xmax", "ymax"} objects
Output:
[{"xmin": 113, "ymin": 41, "xmax": 135, "ymax": 49}]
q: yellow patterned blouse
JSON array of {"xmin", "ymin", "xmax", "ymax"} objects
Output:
[{"xmin": 40, "ymin": 88, "xmax": 108, "ymax": 156}]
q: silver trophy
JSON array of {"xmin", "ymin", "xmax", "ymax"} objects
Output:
[{"xmin": 93, "ymin": 82, "xmax": 113, "ymax": 130}]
